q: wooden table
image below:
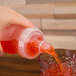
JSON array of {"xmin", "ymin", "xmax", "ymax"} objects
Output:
[{"xmin": 0, "ymin": 54, "xmax": 40, "ymax": 76}]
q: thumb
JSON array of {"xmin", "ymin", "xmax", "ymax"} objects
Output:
[
  {"xmin": 0, "ymin": 50, "xmax": 3, "ymax": 56},
  {"xmin": 0, "ymin": 44, "xmax": 3, "ymax": 56}
]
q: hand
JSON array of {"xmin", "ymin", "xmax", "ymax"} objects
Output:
[
  {"xmin": 0, "ymin": 6, "xmax": 35, "ymax": 56},
  {"xmin": 0, "ymin": 6, "xmax": 34, "ymax": 31}
]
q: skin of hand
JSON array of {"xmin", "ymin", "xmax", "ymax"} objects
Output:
[{"xmin": 0, "ymin": 6, "xmax": 35, "ymax": 56}]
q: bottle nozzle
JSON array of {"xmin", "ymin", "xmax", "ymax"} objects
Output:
[{"xmin": 39, "ymin": 40, "xmax": 55, "ymax": 55}]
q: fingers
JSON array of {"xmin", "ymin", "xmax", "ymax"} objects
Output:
[
  {"xmin": 12, "ymin": 16, "xmax": 35, "ymax": 28},
  {"xmin": 0, "ymin": 6, "xmax": 35, "ymax": 28},
  {"xmin": 9, "ymin": 9, "xmax": 35, "ymax": 28}
]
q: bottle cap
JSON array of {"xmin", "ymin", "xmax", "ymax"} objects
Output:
[{"xmin": 18, "ymin": 28, "xmax": 44, "ymax": 59}]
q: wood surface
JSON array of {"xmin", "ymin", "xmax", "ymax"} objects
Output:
[
  {"xmin": 42, "ymin": 30, "xmax": 76, "ymax": 36},
  {"xmin": 0, "ymin": 0, "xmax": 76, "ymax": 5},
  {"xmin": 26, "ymin": 0, "xmax": 76, "ymax": 4},
  {"xmin": 54, "ymin": 3, "xmax": 76, "ymax": 19},
  {"xmin": 24, "ymin": 14, "xmax": 54, "ymax": 19},
  {"xmin": 10, "ymin": 3, "xmax": 76, "ymax": 19},
  {"xmin": 44, "ymin": 35, "xmax": 76, "ymax": 50},
  {"xmin": 55, "ymin": 6, "xmax": 76, "ymax": 14},
  {"xmin": 54, "ymin": 14, "xmax": 76, "ymax": 19},
  {"xmin": 11, "ymin": 4, "xmax": 54, "ymax": 16},
  {"xmin": 0, "ymin": 0, "xmax": 25, "ymax": 5},
  {"xmin": 10, "ymin": 3, "xmax": 76, "ymax": 31},
  {"xmin": 0, "ymin": 54, "xmax": 40, "ymax": 76},
  {"xmin": 54, "ymin": 3, "xmax": 76, "ymax": 6},
  {"xmin": 29, "ymin": 19, "xmax": 41, "ymax": 28},
  {"xmin": 26, "ymin": 0, "xmax": 53, "ymax": 4},
  {"xmin": 42, "ymin": 19, "xmax": 76, "ymax": 30}
]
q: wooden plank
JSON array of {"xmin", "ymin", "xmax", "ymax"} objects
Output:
[
  {"xmin": 53, "ymin": 0, "xmax": 76, "ymax": 3},
  {"xmin": 42, "ymin": 19, "xmax": 76, "ymax": 30},
  {"xmin": 55, "ymin": 6, "xmax": 76, "ymax": 14},
  {"xmin": 0, "ymin": 0, "xmax": 25, "ymax": 5},
  {"xmin": 44, "ymin": 35, "xmax": 76, "ymax": 50},
  {"xmin": 54, "ymin": 14, "xmax": 76, "ymax": 19},
  {"xmin": 11, "ymin": 4, "xmax": 54, "ymax": 16},
  {"xmin": 54, "ymin": 3, "xmax": 76, "ymax": 19},
  {"xmin": 11, "ymin": 4, "xmax": 76, "ymax": 19},
  {"xmin": 26, "ymin": 0, "xmax": 53, "ymax": 4},
  {"xmin": 0, "ymin": 71, "xmax": 40, "ymax": 76},
  {"xmin": 29, "ymin": 19, "xmax": 41, "ymax": 28},
  {"xmin": 0, "ymin": 56, "xmax": 39, "ymax": 71},
  {"xmin": 24, "ymin": 14, "xmax": 54, "ymax": 19},
  {"xmin": 42, "ymin": 30, "xmax": 76, "ymax": 36},
  {"xmin": 26, "ymin": 0, "xmax": 76, "ymax": 4},
  {"xmin": 54, "ymin": 3, "xmax": 76, "ymax": 7},
  {"xmin": 0, "ymin": 56, "xmax": 40, "ymax": 76}
]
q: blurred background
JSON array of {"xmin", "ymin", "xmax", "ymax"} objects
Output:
[{"xmin": 0, "ymin": 0, "xmax": 76, "ymax": 76}]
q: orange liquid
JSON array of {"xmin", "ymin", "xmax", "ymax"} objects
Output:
[
  {"xmin": 1, "ymin": 25, "xmax": 25, "ymax": 54},
  {"xmin": 1, "ymin": 39, "xmax": 18, "ymax": 54},
  {"xmin": 39, "ymin": 41, "xmax": 64, "ymax": 73},
  {"xmin": 42, "ymin": 64, "xmax": 73, "ymax": 76},
  {"xmin": 1, "ymin": 39, "xmax": 39, "ymax": 57},
  {"xmin": 48, "ymin": 50, "xmax": 64, "ymax": 72}
]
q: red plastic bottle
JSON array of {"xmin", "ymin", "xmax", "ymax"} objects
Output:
[{"xmin": 1, "ymin": 25, "xmax": 54, "ymax": 59}]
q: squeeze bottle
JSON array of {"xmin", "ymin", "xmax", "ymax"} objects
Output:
[{"xmin": 1, "ymin": 25, "xmax": 54, "ymax": 59}]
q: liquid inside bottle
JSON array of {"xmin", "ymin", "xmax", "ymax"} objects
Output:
[
  {"xmin": 1, "ymin": 25, "xmax": 25, "ymax": 54},
  {"xmin": 1, "ymin": 25, "xmax": 44, "ymax": 59}
]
